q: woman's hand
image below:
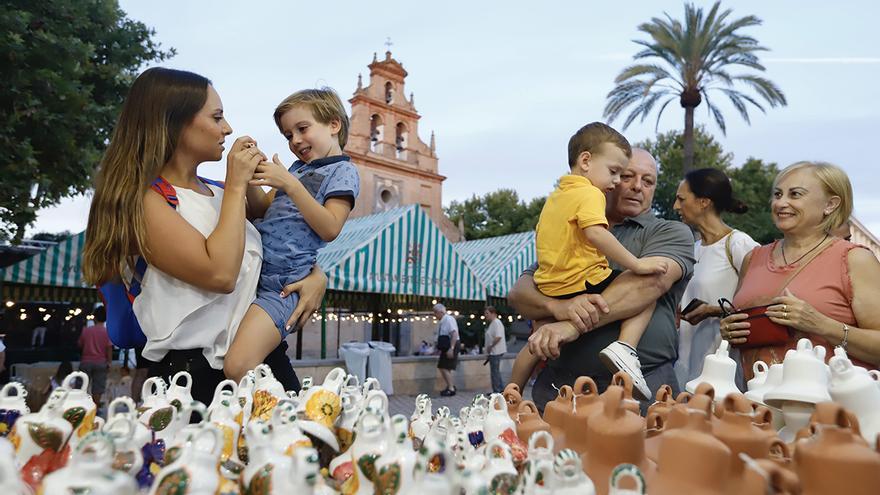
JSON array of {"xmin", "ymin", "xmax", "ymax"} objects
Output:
[
  {"xmin": 767, "ymin": 288, "xmax": 832, "ymax": 335},
  {"xmin": 250, "ymin": 154, "xmax": 297, "ymax": 191},
  {"xmin": 281, "ymin": 266, "xmax": 328, "ymax": 332},
  {"xmin": 225, "ymin": 137, "xmax": 266, "ymax": 189},
  {"xmin": 682, "ymin": 304, "xmax": 722, "ymax": 325},
  {"xmin": 719, "ymin": 312, "xmax": 751, "ymax": 345}
]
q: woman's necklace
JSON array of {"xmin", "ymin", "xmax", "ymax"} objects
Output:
[{"xmin": 781, "ymin": 233, "xmax": 829, "ymax": 265}]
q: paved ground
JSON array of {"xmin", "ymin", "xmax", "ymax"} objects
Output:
[{"xmin": 387, "ymin": 384, "xmax": 534, "ymax": 417}]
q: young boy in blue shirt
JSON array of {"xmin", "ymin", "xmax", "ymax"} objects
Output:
[{"xmin": 224, "ymin": 88, "xmax": 359, "ymax": 382}]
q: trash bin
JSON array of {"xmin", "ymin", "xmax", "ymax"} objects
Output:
[
  {"xmin": 367, "ymin": 341, "xmax": 396, "ymax": 395},
  {"xmin": 339, "ymin": 342, "xmax": 371, "ymax": 384}
]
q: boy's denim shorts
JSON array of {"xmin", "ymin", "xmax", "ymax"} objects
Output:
[{"xmin": 253, "ymin": 273, "xmax": 301, "ymax": 338}]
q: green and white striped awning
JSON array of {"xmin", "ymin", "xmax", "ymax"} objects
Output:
[
  {"xmin": 1, "ymin": 231, "xmax": 98, "ymax": 303},
  {"xmin": 455, "ymin": 231, "xmax": 536, "ymax": 297},
  {"xmin": 318, "ymin": 205, "xmax": 486, "ymax": 301},
  {"xmin": 2, "ymin": 232, "xmax": 88, "ymax": 288}
]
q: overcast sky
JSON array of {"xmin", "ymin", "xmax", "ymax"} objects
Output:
[{"xmin": 28, "ymin": 0, "xmax": 880, "ymax": 237}]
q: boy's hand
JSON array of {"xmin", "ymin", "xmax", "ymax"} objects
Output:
[
  {"xmin": 633, "ymin": 258, "xmax": 668, "ymax": 276},
  {"xmin": 250, "ymin": 153, "xmax": 297, "ymax": 191}
]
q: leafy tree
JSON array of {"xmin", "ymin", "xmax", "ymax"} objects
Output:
[
  {"xmin": 0, "ymin": 0, "xmax": 174, "ymax": 242},
  {"xmin": 604, "ymin": 1, "xmax": 786, "ymax": 173},
  {"xmin": 639, "ymin": 126, "xmax": 779, "ymax": 244},
  {"xmin": 30, "ymin": 230, "xmax": 72, "ymax": 243},
  {"xmin": 445, "ymin": 189, "xmax": 545, "ymax": 240}
]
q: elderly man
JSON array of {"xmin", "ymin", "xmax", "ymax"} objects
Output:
[
  {"xmin": 433, "ymin": 303, "xmax": 460, "ymax": 396},
  {"xmin": 508, "ymin": 149, "xmax": 694, "ymax": 410}
]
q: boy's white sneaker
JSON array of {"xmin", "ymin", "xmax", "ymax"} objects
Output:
[{"xmin": 599, "ymin": 341, "xmax": 652, "ymax": 400}]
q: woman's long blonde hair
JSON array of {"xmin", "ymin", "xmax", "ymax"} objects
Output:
[{"xmin": 83, "ymin": 68, "xmax": 211, "ymax": 285}]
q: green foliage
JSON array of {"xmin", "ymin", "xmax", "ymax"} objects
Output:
[
  {"xmin": 0, "ymin": 0, "xmax": 174, "ymax": 242},
  {"xmin": 445, "ymin": 189, "xmax": 546, "ymax": 240},
  {"xmin": 638, "ymin": 126, "xmax": 780, "ymax": 245},
  {"xmin": 30, "ymin": 230, "xmax": 72, "ymax": 243}
]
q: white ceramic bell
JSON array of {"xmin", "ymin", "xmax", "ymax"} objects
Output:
[
  {"xmin": 0, "ymin": 382, "xmax": 29, "ymax": 439},
  {"xmin": 10, "ymin": 387, "xmax": 73, "ymax": 467},
  {"xmin": 776, "ymin": 401, "xmax": 814, "ymax": 443},
  {"xmin": 250, "ymin": 364, "xmax": 286, "ymax": 423},
  {"xmin": 349, "ymin": 407, "xmax": 389, "ymax": 495},
  {"xmin": 60, "ymin": 370, "xmax": 98, "ymax": 447},
  {"xmin": 41, "ymin": 432, "xmax": 137, "ymax": 495},
  {"xmin": 483, "ymin": 393, "xmax": 517, "ymax": 441},
  {"xmin": 686, "ymin": 340, "xmax": 740, "ymax": 401},
  {"xmin": 829, "ymin": 350, "xmax": 880, "ymax": 447},
  {"xmin": 553, "ymin": 448, "xmax": 596, "ymax": 495},
  {"xmin": 150, "ymin": 426, "xmax": 221, "ymax": 495},
  {"xmin": 744, "ymin": 363, "xmax": 784, "ymax": 404},
  {"xmin": 373, "ymin": 414, "xmax": 418, "ymax": 495},
  {"xmin": 165, "ymin": 371, "xmax": 194, "ymax": 412},
  {"xmin": 102, "ymin": 415, "xmax": 144, "ymax": 476},
  {"xmin": 301, "ymin": 367, "xmax": 346, "ymax": 429},
  {"xmin": 764, "ymin": 339, "xmax": 831, "ymax": 407},
  {"xmin": 0, "ymin": 437, "xmax": 28, "ymax": 494}
]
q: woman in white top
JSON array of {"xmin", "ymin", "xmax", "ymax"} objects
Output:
[
  {"xmin": 83, "ymin": 68, "xmax": 326, "ymax": 404},
  {"xmin": 672, "ymin": 168, "xmax": 759, "ymax": 389}
]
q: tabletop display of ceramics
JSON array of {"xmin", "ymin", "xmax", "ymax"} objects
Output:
[{"xmin": 2, "ymin": 347, "xmax": 879, "ymax": 495}]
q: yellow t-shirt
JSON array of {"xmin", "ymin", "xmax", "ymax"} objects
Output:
[{"xmin": 534, "ymin": 175, "xmax": 612, "ymax": 296}]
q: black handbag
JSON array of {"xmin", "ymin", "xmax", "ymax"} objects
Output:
[{"xmin": 437, "ymin": 334, "xmax": 451, "ymax": 352}]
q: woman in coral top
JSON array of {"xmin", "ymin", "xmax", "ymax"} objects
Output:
[{"xmin": 720, "ymin": 161, "xmax": 880, "ymax": 378}]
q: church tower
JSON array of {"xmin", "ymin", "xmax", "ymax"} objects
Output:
[{"xmin": 346, "ymin": 50, "xmax": 462, "ymax": 242}]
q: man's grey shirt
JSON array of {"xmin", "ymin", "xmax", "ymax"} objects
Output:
[{"xmin": 524, "ymin": 210, "xmax": 695, "ymax": 372}]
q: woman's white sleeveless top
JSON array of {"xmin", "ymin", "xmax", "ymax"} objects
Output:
[{"xmin": 134, "ymin": 184, "xmax": 263, "ymax": 369}]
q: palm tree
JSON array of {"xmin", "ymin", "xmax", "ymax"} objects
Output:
[{"xmin": 604, "ymin": 1, "xmax": 787, "ymax": 173}]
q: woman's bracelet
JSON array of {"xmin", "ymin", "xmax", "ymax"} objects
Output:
[{"xmin": 840, "ymin": 323, "xmax": 850, "ymax": 350}]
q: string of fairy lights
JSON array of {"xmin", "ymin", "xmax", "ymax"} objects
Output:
[{"xmin": 4, "ymin": 299, "xmax": 523, "ymax": 326}]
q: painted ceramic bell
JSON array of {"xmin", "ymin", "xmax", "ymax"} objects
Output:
[
  {"xmin": 286, "ymin": 446, "xmax": 322, "ymax": 494},
  {"xmin": 166, "ymin": 371, "xmax": 194, "ymax": 412},
  {"xmin": 207, "ymin": 380, "xmax": 242, "ymax": 463},
  {"xmin": 138, "ymin": 377, "xmax": 178, "ymax": 443},
  {"xmin": 483, "ymin": 393, "xmax": 516, "ymax": 442},
  {"xmin": 59, "ymin": 370, "xmax": 98, "ymax": 449},
  {"xmin": 373, "ymin": 414, "xmax": 418, "ymax": 495},
  {"xmin": 686, "ymin": 340, "xmax": 740, "ymax": 402},
  {"xmin": 794, "ymin": 402, "xmax": 880, "ymax": 495},
  {"xmin": 242, "ymin": 418, "xmax": 293, "ymax": 495},
  {"xmin": 764, "ymin": 339, "xmax": 831, "ymax": 407},
  {"xmin": 409, "ymin": 394, "xmax": 433, "ymax": 449},
  {"xmin": 519, "ymin": 457, "xmax": 555, "ymax": 495},
  {"xmin": 250, "ymin": 364, "xmax": 286, "ymax": 424},
  {"xmin": 411, "ymin": 436, "xmax": 456, "ymax": 495},
  {"xmin": 553, "ymin": 448, "xmax": 596, "ymax": 495},
  {"xmin": 348, "ymin": 407, "xmax": 389, "ymax": 495},
  {"xmin": 40, "ymin": 432, "xmax": 137, "ymax": 495},
  {"xmin": 10, "ymin": 387, "xmax": 73, "ymax": 468},
  {"xmin": 102, "ymin": 414, "xmax": 145, "ymax": 477},
  {"xmin": 0, "ymin": 437, "xmax": 28, "ymax": 495},
  {"xmin": 270, "ymin": 399, "xmax": 313, "ymax": 457},
  {"xmin": 483, "ymin": 438, "xmax": 519, "ymax": 494},
  {"xmin": 829, "ymin": 349, "xmax": 880, "ymax": 447},
  {"xmin": 150, "ymin": 426, "xmax": 222, "ymax": 495},
  {"xmin": 0, "ymin": 382, "xmax": 28, "ymax": 439},
  {"xmin": 607, "ymin": 463, "xmax": 646, "ymax": 495},
  {"xmin": 300, "ymin": 367, "xmax": 346, "ymax": 429}
]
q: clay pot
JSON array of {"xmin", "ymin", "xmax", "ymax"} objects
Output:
[
  {"xmin": 713, "ymin": 394, "xmax": 791, "ymax": 491},
  {"xmin": 739, "ymin": 456, "xmax": 801, "ymax": 495},
  {"xmin": 645, "ymin": 390, "xmax": 705, "ymax": 463},
  {"xmin": 564, "ymin": 376, "xmax": 602, "ymax": 455},
  {"xmin": 646, "ymin": 385, "xmax": 676, "ymax": 423},
  {"xmin": 543, "ymin": 385, "xmax": 574, "ymax": 440},
  {"xmin": 652, "ymin": 405, "xmax": 732, "ymax": 495},
  {"xmin": 581, "ymin": 386, "xmax": 653, "ymax": 495},
  {"xmin": 609, "ymin": 372, "xmax": 640, "ymax": 415},
  {"xmin": 502, "ymin": 384, "xmax": 522, "ymax": 423},
  {"xmin": 794, "ymin": 402, "xmax": 880, "ymax": 495},
  {"xmin": 516, "ymin": 401, "xmax": 551, "ymax": 444}
]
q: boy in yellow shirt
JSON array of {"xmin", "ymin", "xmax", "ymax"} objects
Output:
[{"xmin": 512, "ymin": 122, "xmax": 667, "ymax": 399}]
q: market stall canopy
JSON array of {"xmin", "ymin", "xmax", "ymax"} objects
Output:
[
  {"xmin": 454, "ymin": 231, "xmax": 536, "ymax": 298},
  {"xmin": 1, "ymin": 231, "xmax": 97, "ymax": 303},
  {"xmin": 317, "ymin": 205, "xmax": 485, "ymax": 301}
]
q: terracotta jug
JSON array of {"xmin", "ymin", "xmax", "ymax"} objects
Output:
[
  {"xmin": 645, "ymin": 389, "xmax": 713, "ymax": 463},
  {"xmin": 646, "ymin": 385, "xmax": 676, "ymax": 423},
  {"xmin": 543, "ymin": 385, "xmax": 574, "ymax": 438},
  {"xmin": 794, "ymin": 402, "xmax": 880, "ymax": 495},
  {"xmin": 653, "ymin": 406, "xmax": 732, "ymax": 495},
  {"xmin": 564, "ymin": 376, "xmax": 602, "ymax": 455},
  {"xmin": 609, "ymin": 372, "xmax": 641, "ymax": 415},
  {"xmin": 502, "ymin": 384, "xmax": 522, "ymax": 423},
  {"xmin": 581, "ymin": 386, "xmax": 653, "ymax": 495},
  {"xmin": 714, "ymin": 394, "xmax": 790, "ymax": 491},
  {"xmin": 739, "ymin": 456, "xmax": 801, "ymax": 495},
  {"xmin": 516, "ymin": 401, "xmax": 550, "ymax": 445}
]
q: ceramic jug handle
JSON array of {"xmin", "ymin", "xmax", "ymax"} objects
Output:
[
  {"xmin": 62, "ymin": 370, "xmax": 90, "ymax": 391},
  {"xmin": 1, "ymin": 382, "xmax": 27, "ymax": 399},
  {"xmin": 324, "ymin": 367, "xmax": 346, "ymax": 391},
  {"xmin": 752, "ymin": 361, "xmax": 768, "ymax": 377},
  {"xmin": 486, "ymin": 438, "xmax": 512, "ymax": 461},
  {"xmin": 76, "ymin": 430, "xmax": 115, "ymax": 462},
  {"xmin": 610, "ymin": 372, "xmax": 634, "ymax": 398},
  {"xmin": 645, "ymin": 412, "xmax": 664, "ymax": 432},
  {"xmin": 171, "ymin": 371, "xmax": 192, "ymax": 391},
  {"xmin": 528, "ymin": 430, "xmax": 554, "ymax": 453},
  {"xmin": 573, "ymin": 376, "xmax": 598, "ymax": 397},
  {"xmin": 108, "ymin": 397, "xmax": 136, "ymax": 419},
  {"xmin": 653, "ymin": 384, "xmax": 672, "ymax": 403},
  {"xmin": 767, "ymin": 438, "xmax": 790, "ymax": 461},
  {"xmin": 609, "ymin": 463, "xmax": 646, "ymax": 494}
]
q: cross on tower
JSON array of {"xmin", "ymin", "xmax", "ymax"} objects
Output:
[{"xmin": 384, "ymin": 37, "xmax": 393, "ymax": 52}]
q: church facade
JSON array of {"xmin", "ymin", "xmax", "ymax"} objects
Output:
[{"xmin": 345, "ymin": 51, "xmax": 463, "ymax": 242}]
